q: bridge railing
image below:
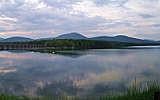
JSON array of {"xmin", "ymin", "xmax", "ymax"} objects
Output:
[{"xmin": 0, "ymin": 44, "xmax": 46, "ymax": 50}]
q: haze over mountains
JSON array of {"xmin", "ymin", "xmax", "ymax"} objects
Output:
[{"xmin": 0, "ymin": 32, "xmax": 159, "ymax": 43}]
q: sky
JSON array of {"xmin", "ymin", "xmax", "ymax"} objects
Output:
[{"xmin": 0, "ymin": 0, "xmax": 160, "ymax": 40}]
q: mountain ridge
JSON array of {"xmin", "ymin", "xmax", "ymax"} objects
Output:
[
  {"xmin": 0, "ymin": 37, "xmax": 33, "ymax": 42},
  {"xmin": 89, "ymin": 35, "xmax": 155, "ymax": 43},
  {"xmin": 0, "ymin": 33, "xmax": 158, "ymax": 43},
  {"xmin": 0, "ymin": 38, "xmax": 4, "ymax": 41},
  {"xmin": 55, "ymin": 32, "xmax": 87, "ymax": 39}
]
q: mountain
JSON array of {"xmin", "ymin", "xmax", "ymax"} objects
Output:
[
  {"xmin": 89, "ymin": 35, "xmax": 155, "ymax": 43},
  {"xmin": 157, "ymin": 41, "xmax": 160, "ymax": 43},
  {"xmin": 1, "ymin": 37, "xmax": 34, "ymax": 42},
  {"xmin": 0, "ymin": 38, "xmax": 4, "ymax": 41},
  {"xmin": 0, "ymin": 33, "xmax": 158, "ymax": 44},
  {"xmin": 113, "ymin": 35, "xmax": 155, "ymax": 43},
  {"xmin": 56, "ymin": 32, "xmax": 87, "ymax": 39}
]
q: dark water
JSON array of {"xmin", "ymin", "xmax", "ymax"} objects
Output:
[{"xmin": 0, "ymin": 46, "xmax": 160, "ymax": 97}]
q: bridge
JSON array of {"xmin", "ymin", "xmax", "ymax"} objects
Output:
[{"xmin": 0, "ymin": 44, "xmax": 47, "ymax": 50}]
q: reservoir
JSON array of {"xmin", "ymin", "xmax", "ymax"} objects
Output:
[{"xmin": 0, "ymin": 46, "xmax": 160, "ymax": 97}]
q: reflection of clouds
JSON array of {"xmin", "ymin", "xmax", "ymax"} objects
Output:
[
  {"xmin": 0, "ymin": 60, "xmax": 16, "ymax": 73},
  {"xmin": 0, "ymin": 66, "xmax": 5, "ymax": 69},
  {"xmin": 0, "ymin": 49, "xmax": 160, "ymax": 97},
  {"xmin": 36, "ymin": 81, "xmax": 51, "ymax": 88},
  {"xmin": 74, "ymin": 79, "xmax": 89, "ymax": 87},
  {"xmin": 0, "ymin": 69, "xmax": 16, "ymax": 73},
  {"xmin": 0, "ymin": 52, "xmax": 56, "ymax": 61},
  {"xmin": 74, "ymin": 71, "xmax": 121, "ymax": 87},
  {"xmin": 1, "ymin": 60, "xmax": 14, "ymax": 66},
  {"xmin": 36, "ymin": 81, "xmax": 45, "ymax": 88},
  {"xmin": 89, "ymin": 71, "xmax": 121, "ymax": 82},
  {"xmin": 87, "ymin": 49, "xmax": 160, "ymax": 77},
  {"xmin": 0, "ymin": 53, "xmax": 35, "ymax": 59}
]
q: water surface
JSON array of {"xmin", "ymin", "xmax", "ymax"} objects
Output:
[{"xmin": 0, "ymin": 46, "xmax": 160, "ymax": 97}]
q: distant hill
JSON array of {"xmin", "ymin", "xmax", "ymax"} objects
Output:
[
  {"xmin": 0, "ymin": 33, "xmax": 158, "ymax": 44},
  {"xmin": 1, "ymin": 37, "xmax": 33, "ymax": 42},
  {"xmin": 89, "ymin": 35, "xmax": 155, "ymax": 43},
  {"xmin": 56, "ymin": 32, "xmax": 87, "ymax": 39},
  {"xmin": 0, "ymin": 38, "xmax": 4, "ymax": 41},
  {"xmin": 55, "ymin": 33, "xmax": 155, "ymax": 43}
]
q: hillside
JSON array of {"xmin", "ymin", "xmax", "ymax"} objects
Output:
[
  {"xmin": 0, "ymin": 37, "xmax": 33, "ymax": 42},
  {"xmin": 89, "ymin": 35, "xmax": 155, "ymax": 43},
  {"xmin": 0, "ymin": 38, "xmax": 4, "ymax": 41},
  {"xmin": 56, "ymin": 32, "xmax": 87, "ymax": 39}
]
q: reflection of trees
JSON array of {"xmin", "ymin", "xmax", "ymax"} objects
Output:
[{"xmin": 55, "ymin": 51, "xmax": 85, "ymax": 58}]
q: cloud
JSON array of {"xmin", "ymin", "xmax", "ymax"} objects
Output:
[
  {"xmin": 0, "ymin": 15, "xmax": 18, "ymax": 22},
  {"xmin": 153, "ymin": 24, "xmax": 160, "ymax": 27},
  {"xmin": 71, "ymin": 0, "xmax": 128, "ymax": 20},
  {"xmin": 0, "ymin": 0, "xmax": 160, "ymax": 40},
  {"xmin": 139, "ymin": 14, "xmax": 155, "ymax": 18}
]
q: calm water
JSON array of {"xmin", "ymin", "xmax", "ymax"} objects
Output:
[{"xmin": 0, "ymin": 46, "xmax": 160, "ymax": 97}]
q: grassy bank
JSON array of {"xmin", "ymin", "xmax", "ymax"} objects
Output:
[{"xmin": 0, "ymin": 85, "xmax": 159, "ymax": 100}]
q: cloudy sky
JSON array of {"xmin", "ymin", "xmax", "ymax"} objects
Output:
[{"xmin": 0, "ymin": 0, "xmax": 160, "ymax": 40}]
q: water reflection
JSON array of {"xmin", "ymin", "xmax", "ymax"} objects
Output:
[
  {"xmin": 0, "ymin": 47, "xmax": 160, "ymax": 97},
  {"xmin": 0, "ymin": 69, "xmax": 16, "ymax": 73}
]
